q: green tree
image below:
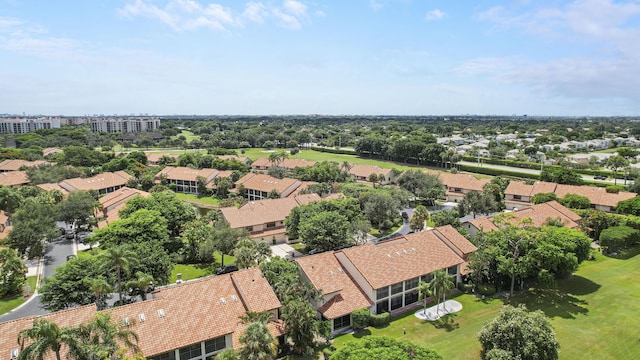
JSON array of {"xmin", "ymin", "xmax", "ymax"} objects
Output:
[
  {"xmin": 477, "ymin": 305, "xmax": 559, "ymax": 360},
  {"xmin": 559, "ymin": 194, "xmax": 591, "ymax": 209},
  {"xmin": 125, "ymin": 271, "xmax": 154, "ymax": 301},
  {"xmin": 396, "ymin": 170, "xmax": 445, "ymax": 205},
  {"xmin": 364, "ymin": 191, "xmax": 400, "ymax": 230},
  {"xmin": 606, "ymin": 155, "xmax": 629, "ymax": 185},
  {"xmin": 98, "ymin": 245, "xmax": 138, "ymax": 306},
  {"xmin": 17, "ymin": 318, "xmax": 78, "ymax": 360},
  {"xmin": 351, "ymin": 218, "xmax": 372, "ymax": 245},
  {"xmin": 211, "ymin": 221, "xmax": 246, "ymax": 267},
  {"xmin": 74, "ymin": 313, "xmax": 140, "ymax": 360},
  {"xmin": 410, "ymin": 205, "xmax": 430, "ymax": 232},
  {"xmin": 180, "ymin": 219, "xmax": 214, "ymax": 263},
  {"xmin": 85, "ymin": 277, "xmax": 112, "ymax": 311},
  {"xmin": 417, "ymin": 280, "xmax": 433, "ymax": 316},
  {"xmin": 616, "ymin": 196, "xmax": 640, "ymax": 216},
  {"xmin": 119, "ymin": 190, "xmax": 196, "ymax": 237},
  {"xmin": 531, "ymin": 192, "xmax": 558, "ymax": 204},
  {"xmin": 281, "ymin": 299, "xmax": 330, "ymax": 354},
  {"xmin": 56, "ymin": 191, "xmax": 97, "ymax": 232},
  {"xmin": 91, "ymin": 209, "xmax": 170, "ymax": 250},
  {"xmin": 238, "ymin": 321, "xmax": 277, "ymax": 360},
  {"xmin": 427, "ymin": 269, "xmax": 455, "ymax": 316},
  {"xmin": 540, "ymin": 167, "xmax": 583, "ymax": 185},
  {"xmin": 234, "ymin": 239, "xmax": 271, "ymax": 269},
  {"xmin": 458, "ymin": 190, "xmax": 498, "ymax": 218},
  {"xmin": 0, "ymin": 248, "xmax": 27, "ymax": 297},
  {"xmin": 40, "ymin": 256, "xmax": 106, "ymax": 311},
  {"xmin": 215, "ymin": 349, "xmax": 239, "ymax": 360},
  {"xmin": 0, "ymin": 185, "xmax": 23, "ymax": 220},
  {"xmin": 329, "ymin": 336, "xmax": 442, "ymax": 360},
  {"xmin": 7, "ymin": 200, "xmax": 58, "ymax": 258},
  {"xmin": 299, "ymin": 211, "xmax": 352, "ymax": 252}
]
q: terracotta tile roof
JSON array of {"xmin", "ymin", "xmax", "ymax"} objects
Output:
[
  {"xmin": 348, "ymin": 164, "xmax": 392, "ymax": 178},
  {"xmin": 467, "ymin": 217, "xmax": 499, "ymax": 233},
  {"xmin": 0, "ymin": 171, "xmax": 29, "ymax": 186},
  {"xmin": 217, "ymin": 155, "xmax": 250, "ymax": 163},
  {"xmin": 230, "ymin": 270, "xmax": 281, "ymax": 312},
  {"xmin": 98, "ymin": 187, "xmax": 150, "ymax": 212},
  {"xmin": 468, "ymin": 201, "xmax": 581, "ymax": 232},
  {"xmin": 156, "ymin": 166, "xmax": 218, "ymax": 182},
  {"xmin": 42, "ymin": 147, "xmax": 63, "ymax": 157},
  {"xmin": 504, "ymin": 181, "xmax": 535, "ymax": 197},
  {"xmin": 531, "ymin": 181, "xmax": 558, "ymax": 194},
  {"xmin": 0, "ymin": 268, "xmax": 281, "ymax": 359},
  {"xmin": 296, "ymin": 252, "xmax": 372, "ymax": 319},
  {"xmin": 0, "ymin": 159, "xmax": 49, "ymax": 171},
  {"xmin": 506, "ymin": 180, "xmax": 636, "ymax": 208},
  {"xmin": 251, "ymin": 158, "xmax": 316, "ymax": 171},
  {"xmin": 339, "ymin": 227, "xmax": 472, "ymax": 289},
  {"xmin": 145, "ymin": 153, "xmax": 177, "ymax": 164},
  {"xmin": 36, "ymin": 182, "xmax": 69, "ymax": 194},
  {"xmin": 235, "ymin": 173, "xmax": 301, "ymax": 194},
  {"xmin": 434, "ymin": 225, "xmax": 478, "ymax": 256},
  {"xmin": 286, "ymin": 181, "xmax": 318, "ymax": 198},
  {"xmin": 220, "ymin": 194, "xmax": 326, "ymax": 229},
  {"xmin": 437, "ymin": 173, "xmax": 490, "ymax": 192},
  {"xmin": 59, "ymin": 171, "xmax": 132, "ymax": 192},
  {"xmin": 545, "ymin": 200, "xmax": 583, "ymax": 221}
]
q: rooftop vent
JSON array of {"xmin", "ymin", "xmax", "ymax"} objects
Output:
[
  {"xmin": 123, "ymin": 317, "xmax": 130, "ymax": 326},
  {"xmin": 139, "ymin": 313, "xmax": 146, "ymax": 322},
  {"xmin": 411, "ymin": 247, "xmax": 417, "ymax": 252},
  {"xmin": 221, "ymin": 297, "xmax": 227, "ymax": 305},
  {"xmin": 157, "ymin": 309, "xmax": 165, "ymax": 318},
  {"xmin": 396, "ymin": 251, "xmax": 402, "ymax": 257},
  {"xmin": 386, "ymin": 254, "xmax": 392, "ymax": 259},
  {"xmin": 403, "ymin": 249, "xmax": 409, "ymax": 255},
  {"xmin": 11, "ymin": 349, "xmax": 18, "ymax": 360},
  {"xmin": 338, "ymin": 268, "xmax": 344, "ymax": 274},
  {"xmin": 231, "ymin": 295, "xmax": 238, "ymax": 302}
]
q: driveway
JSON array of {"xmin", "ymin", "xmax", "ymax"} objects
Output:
[{"xmin": 270, "ymin": 243, "xmax": 303, "ymax": 259}]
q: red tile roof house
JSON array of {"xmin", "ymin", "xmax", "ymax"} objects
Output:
[
  {"xmin": 95, "ymin": 187, "xmax": 151, "ymax": 229},
  {"xmin": 0, "ymin": 171, "xmax": 30, "ymax": 187},
  {"xmin": 0, "ymin": 210, "xmax": 13, "ymax": 241},
  {"xmin": 504, "ymin": 180, "xmax": 636, "ymax": 212},
  {"xmin": 0, "ymin": 159, "xmax": 49, "ymax": 172},
  {"xmin": 462, "ymin": 201, "xmax": 582, "ymax": 237},
  {"xmin": 59, "ymin": 171, "xmax": 132, "ymax": 195},
  {"xmin": 145, "ymin": 153, "xmax": 177, "ymax": 166},
  {"xmin": 348, "ymin": 164, "xmax": 395, "ymax": 185},
  {"xmin": 217, "ymin": 155, "xmax": 251, "ymax": 165},
  {"xmin": 0, "ymin": 268, "xmax": 284, "ymax": 360},
  {"xmin": 155, "ymin": 166, "xmax": 219, "ymax": 195},
  {"xmin": 235, "ymin": 173, "xmax": 303, "ymax": 201},
  {"xmin": 220, "ymin": 194, "xmax": 331, "ymax": 244},
  {"xmin": 426, "ymin": 171, "xmax": 491, "ymax": 203},
  {"xmin": 251, "ymin": 157, "xmax": 316, "ymax": 173},
  {"xmin": 296, "ymin": 225, "xmax": 477, "ymax": 333}
]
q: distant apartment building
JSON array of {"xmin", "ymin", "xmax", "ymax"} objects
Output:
[
  {"xmin": 0, "ymin": 117, "xmax": 61, "ymax": 134},
  {"xmin": 89, "ymin": 117, "xmax": 161, "ymax": 133}
]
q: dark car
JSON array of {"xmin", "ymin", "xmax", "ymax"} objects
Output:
[
  {"xmin": 65, "ymin": 229, "xmax": 75, "ymax": 239},
  {"xmin": 401, "ymin": 211, "xmax": 409, "ymax": 220},
  {"xmin": 216, "ymin": 264, "xmax": 239, "ymax": 275},
  {"xmin": 594, "ymin": 175, "xmax": 607, "ymax": 180}
]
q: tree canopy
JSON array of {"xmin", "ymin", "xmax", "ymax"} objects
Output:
[{"xmin": 329, "ymin": 336, "xmax": 442, "ymax": 360}]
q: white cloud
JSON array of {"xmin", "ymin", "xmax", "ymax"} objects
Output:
[
  {"xmin": 425, "ymin": 9, "xmax": 447, "ymax": 21},
  {"xmin": 118, "ymin": 0, "xmax": 313, "ymax": 31},
  {"xmin": 369, "ymin": 0, "xmax": 384, "ymax": 11}
]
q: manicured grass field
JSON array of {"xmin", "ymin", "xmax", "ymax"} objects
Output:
[
  {"xmin": 332, "ymin": 250, "xmax": 640, "ymax": 360},
  {"xmin": 169, "ymin": 253, "xmax": 235, "ymax": 283},
  {"xmin": 174, "ymin": 193, "xmax": 221, "ymax": 207},
  {"xmin": 0, "ymin": 276, "xmax": 38, "ymax": 316}
]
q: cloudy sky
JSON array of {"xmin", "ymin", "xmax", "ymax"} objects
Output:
[{"xmin": 1, "ymin": 0, "xmax": 639, "ymax": 116}]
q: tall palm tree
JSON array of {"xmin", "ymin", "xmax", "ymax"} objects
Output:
[
  {"xmin": 85, "ymin": 277, "xmax": 112, "ymax": 311},
  {"xmin": 17, "ymin": 318, "xmax": 77, "ymax": 360},
  {"xmin": 417, "ymin": 280, "xmax": 432, "ymax": 315},
  {"xmin": 238, "ymin": 321, "xmax": 277, "ymax": 360},
  {"xmin": 410, "ymin": 205, "xmax": 430, "ymax": 232},
  {"xmin": 98, "ymin": 245, "xmax": 138, "ymax": 306},
  {"xmin": 78, "ymin": 313, "xmax": 139, "ymax": 359},
  {"xmin": 125, "ymin": 272, "xmax": 154, "ymax": 301},
  {"xmin": 428, "ymin": 269, "xmax": 455, "ymax": 315},
  {"xmin": 239, "ymin": 310, "xmax": 274, "ymax": 325}
]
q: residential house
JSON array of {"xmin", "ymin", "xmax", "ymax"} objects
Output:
[
  {"xmin": 235, "ymin": 173, "xmax": 302, "ymax": 200},
  {"xmin": 146, "ymin": 153, "xmax": 177, "ymax": 166},
  {"xmin": 42, "ymin": 147, "xmax": 63, "ymax": 157},
  {"xmin": 0, "ymin": 159, "xmax": 49, "ymax": 172},
  {"xmin": 0, "ymin": 268, "xmax": 283, "ymax": 360},
  {"xmin": 96, "ymin": 187, "xmax": 150, "ymax": 229},
  {"xmin": 348, "ymin": 164, "xmax": 395, "ymax": 185},
  {"xmin": 462, "ymin": 201, "xmax": 581, "ymax": 236},
  {"xmin": 0, "ymin": 171, "xmax": 30, "ymax": 187},
  {"xmin": 504, "ymin": 180, "xmax": 636, "ymax": 212},
  {"xmin": 296, "ymin": 226, "xmax": 477, "ymax": 332},
  {"xmin": 59, "ymin": 171, "xmax": 132, "ymax": 195},
  {"xmin": 217, "ymin": 155, "xmax": 251, "ymax": 165},
  {"xmin": 426, "ymin": 171, "xmax": 490, "ymax": 202},
  {"xmin": 220, "ymin": 194, "xmax": 339, "ymax": 244},
  {"xmin": 156, "ymin": 166, "xmax": 219, "ymax": 195},
  {"xmin": 36, "ymin": 182, "xmax": 69, "ymax": 195},
  {"xmin": 251, "ymin": 158, "xmax": 316, "ymax": 172}
]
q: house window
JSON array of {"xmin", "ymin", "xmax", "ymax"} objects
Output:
[
  {"xmin": 376, "ymin": 287, "xmax": 389, "ymax": 300},
  {"xmin": 266, "ymin": 222, "xmax": 276, "ymax": 228},
  {"xmin": 421, "ymin": 274, "xmax": 432, "ymax": 283},
  {"xmin": 333, "ymin": 314, "xmax": 351, "ymax": 330},
  {"xmin": 513, "ymin": 195, "xmax": 522, "ymax": 200},
  {"xmin": 204, "ymin": 336, "xmax": 226, "ymax": 354},
  {"xmin": 404, "ymin": 290, "xmax": 418, "ymax": 306},
  {"xmin": 150, "ymin": 351, "xmax": 176, "ymax": 360},
  {"xmin": 376, "ymin": 300, "xmax": 389, "ymax": 314},
  {"xmin": 448, "ymin": 266, "xmax": 458, "ymax": 276},
  {"xmin": 454, "ymin": 188, "xmax": 462, "ymax": 193},
  {"xmin": 390, "ymin": 295, "xmax": 403, "ymax": 311},
  {"xmin": 179, "ymin": 343, "xmax": 201, "ymax": 360},
  {"xmin": 246, "ymin": 226, "xmax": 253, "ymax": 232},
  {"xmin": 405, "ymin": 277, "xmax": 419, "ymax": 290},
  {"xmin": 390, "ymin": 282, "xmax": 403, "ymax": 295}
]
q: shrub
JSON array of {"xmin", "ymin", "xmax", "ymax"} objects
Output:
[
  {"xmin": 599, "ymin": 225, "xmax": 640, "ymax": 253},
  {"xmin": 351, "ymin": 308, "xmax": 370, "ymax": 330},
  {"xmin": 531, "ymin": 192, "xmax": 557, "ymax": 204},
  {"xmin": 370, "ymin": 312, "xmax": 390, "ymax": 327},
  {"xmin": 606, "ymin": 185, "xmax": 624, "ymax": 193},
  {"xmin": 559, "ymin": 193, "xmax": 591, "ymax": 209},
  {"xmin": 322, "ymin": 347, "xmax": 334, "ymax": 358},
  {"xmin": 478, "ymin": 283, "xmax": 497, "ymax": 296},
  {"xmin": 616, "ymin": 196, "xmax": 640, "ymax": 216}
]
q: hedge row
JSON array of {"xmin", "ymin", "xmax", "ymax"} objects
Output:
[
  {"xmin": 462, "ymin": 156, "xmax": 619, "ymax": 179},
  {"xmin": 457, "ymin": 164, "xmax": 540, "ymax": 180},
  {"xmin": 310, "ymin": 146, "xmax": 358, "ymax": 155},
  {"xmin": 351, "ymin": 308, "xmax": 391, "ymax": 330}
]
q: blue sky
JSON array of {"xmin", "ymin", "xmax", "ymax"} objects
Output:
[{"xmin": 1, "ymin": 0, "xmax": 639, "ymax": 116}]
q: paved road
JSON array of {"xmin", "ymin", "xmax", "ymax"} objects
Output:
[
  {"xmin": 459, "ymin": 161, "xmax": 633, "ymax": 185},
  {"xmin": 0, "ymin": 237, "xmax": 75, "ymax": 323}
]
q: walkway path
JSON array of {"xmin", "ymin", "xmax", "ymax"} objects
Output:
[{"xmin": 414, "ymin": 300, "xmax": 463, "ymax": 321}]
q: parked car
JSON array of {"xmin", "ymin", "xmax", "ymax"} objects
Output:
[
  {"xmin": 216, "ymin": 264, "xmax": 239, "ymax": 275},
  {"xmin": 65, "ymin": 229, "xmax": 75, "ymax": 239},
  {"xmin": 401, "ymin": 211, "xmax": 409, "ymax": 220},
  {"xmin": 77, "ymin": 231, "xmax": 93, "ymax": 241},
  {"xmin": 594, "ymin": 175, "xmax": 607, "ymax": 180}
]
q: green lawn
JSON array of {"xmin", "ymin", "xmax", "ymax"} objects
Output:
[
  {"xmin": 169, "ymin": 253, "xmax": 236, "ymax": 283},
  {"xmin": 175, "ymin": 130, "xmax": 201, "ymax": 143},
  {"xmin": 332, "ymin": 250, "xmax": 640, "ymax": 360},
  {"xmin": 0, "ymin": 276, "xmax": 38, "ymax": 316},
  {"xmin": 174, "ymin": 193, "xmax": 221, "ymax": 207}
]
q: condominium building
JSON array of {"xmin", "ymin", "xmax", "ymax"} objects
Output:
[
  {"xmin": 0, "ymin": 117, "xmax": 61, "ymax": 134},
  {"xmin": 89, "ymin": 117, "xmax": 160, "ymax": 133}
]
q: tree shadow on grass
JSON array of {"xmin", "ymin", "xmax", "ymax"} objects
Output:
[
  {"xmin": 503, "ymin": 287, "xmax": 590, "ymax": 319},
  {"xmin": 561, "ymin": 275, "xmax": 601, "ymax": 296},
  {"xmin": 428, "ymin": 313, "xmax": 460, "ymax": 332},
  {"xmin": 194, "ymin": 262, "xmax": 218, "ymax": 275},
  {"xmin": 604, "ymin": 245, "xmax": 640, "ymax": 260},
  {"xmin": 352, "ymin": 329, "xmax": 371, "ymax": 338}
]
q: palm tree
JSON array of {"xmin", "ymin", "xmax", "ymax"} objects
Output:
[
  {"xmin": 238, "ymin": 321, "xmax": 277, "ymax": 360},
  {"xmin": 428, "ymin": 269, "xmax": 455, "ymax": 315},
  {"xmin": 239, "ymin": 310, "xmax": 274, "ymax": 325},
  {"xmin": 85, "ymin": 277, "xmax": 112, "ymax": 310},
  {"xmin": 75, "ymin": 313, "xmax": 139, "ymax": 359},
  {"xmin": 98, "ymin": 245, "xmax": 138, "ymax": 306},
  {"xmin": 125, "ymin": 272, "xmax": 154, "ymax": 301},
  {"xmin": 409, "ymin": 205, "xmax": 430, "ymax": 232},
  {"xmin": 341, "ymin": 161, "xmax": 351, "ymax": 173},
  {"xmin": 417, "ymin": 280, "xmax": 432, "ymax": 315},
  {"xmin": 17, "ymin": 318, "xmax": 77, "ymax": 360}
]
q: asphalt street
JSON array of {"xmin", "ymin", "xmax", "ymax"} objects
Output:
[{"xmin": 0, "ymin": 237, "xmax": 75, "ymax": 323}]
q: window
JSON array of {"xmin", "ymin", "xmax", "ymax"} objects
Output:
[
  {"xmin": 513, "ymin": 195, "xmax": 522, "ymax": 200},
  {"xmin": 150, "ymin": 351, "xmax": 176, "ymax": 360},
  {"xmin": 376, "ymin": 287, "xmax": 389, "ymax": 300},
  {"xmin": 179, "ymin": 343, "xmax": 201, "ymax": 360},
  {"xmin": 421, "ymin": 274, "xmax": 432, "ymax": 283},
  {"xmin": 390, "ymin": 295, "xmax": 403, "ymax": 311},
  {"xmin": 204, "ymin": 336, "xmax": 226, "ymax": 354},
  {"xmin": 333, "ymin": 314, "xmax": 351, "ymax": 330},
  {"xmin": 245, "ymin": 226, "xmax": 253, "ymax": 232},
  {"xmin": 266, "ymin": 222, "xmax": 276, "ymax": 228},
  {"xmin": 448, "ymin": 265, "xmax": 458, "ymax": 276},
  {"xmin": 376, "ymin": 300, "xmax": 389, "ymax": 314},
  {"xmin": 404, "ymin": 290, "xmax": 418, "ymax": 306},
  {"xmin": 390, "ymin": 282, "xmax": 403, "ymax": 295},
  {"xmin": 405, "ymin": 277, "xmax": 419, "ymax": 290},
  {"xmin": 454, "ymin": 188, "xmax": 462, "ymax": 193}
]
